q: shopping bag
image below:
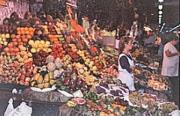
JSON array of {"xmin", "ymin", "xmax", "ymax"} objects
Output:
[
  {"xmin": 169, "ymin": 110, "xmax": 180, "ymax": 116},
  {"xmin": 4, "ymin": 99, "xmax": 14, "ymax": 116},
  {"xmin": 7, "ymin": 102, "xmax": 32, "ymax": 116}
]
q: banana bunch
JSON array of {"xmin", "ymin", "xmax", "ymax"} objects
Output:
[{"xmin": 31, "ymin": 72, "xmax": 56, "ymax": 89}]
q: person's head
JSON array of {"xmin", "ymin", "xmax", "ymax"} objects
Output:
[
  {"xmin": 24, "ymin": 11, "xmax": 32, "ymax": 20},
  {"xmin": 171, "ymin": 37, "xmax": 179, "ymax": 45},
  {"xmin": 166, "ymin": 33, "xmax": 179, "ymax": 45},
  {"xmin": 10, "ymin": 12, "xmax": 19, "ymax": 21},
  {"xmin": 3, "ymin": 18, "xmax": 10, "ymax": 25},
  {"xmin": 119, "ymin": 36, "xmax": 133, "ymax": 53}
]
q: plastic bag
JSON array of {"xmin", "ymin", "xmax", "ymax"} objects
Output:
[
  {"xmin": 4, "ymin": 99, "xmax": 14, "ymax": 116},
  {"xmin": 169, "ymin": 110, "xmax": 180, "ymax": 116},
  {"xmin": 4, "ymin": 101, "xmax": 32, "ymax": 116}
]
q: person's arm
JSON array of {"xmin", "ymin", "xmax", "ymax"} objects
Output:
[
  {"xmin": 119, "ymin": 56, "xmax": 132, "ymax": 73},
  {"xmin": 165, "ymin": 49, "xmax": 179, "ymax": 57}
]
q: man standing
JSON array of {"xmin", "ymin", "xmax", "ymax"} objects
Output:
[{"xmin": 161, "ymin": 33, "xmax": 179, "ymax": 107}]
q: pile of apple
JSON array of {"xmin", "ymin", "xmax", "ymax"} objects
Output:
[
  {"xmin": 17, "ymin": 61, "xmax": 34, "ymax": 86},
  {"xmin": 16, "ymin": 49, "xmax": 33, "ymax": 64},
  {"xmin": 48, "ymin": 34, "xmax": 61, "ymax": 44},
  {"xmin": 12, "ymin": 34, "xmax": 32, "ymax": 45},
  {"xmin": 33, "ymin": 50, "xmax": 49, "ymax": 66},
  {"xmin": 101, "ymin": 66, "xmax": 118, "ymax": 77},
  {"xmin": 16, "ymin": 27, "xmax": 35, "ymax": 36},
  {"xmin": 3, "ymin": 42, "xmax": 20, "ymax": 56},
  {"xmin": 64, "ymin": 44, "xmax": 81, "ymax": 62},
  {"xmin": 91, "ymin": 55, "xmax": 106, "ymax": 71},
  {"xmin": 51, "ymin": 43, "xmax": 65, "ymax": 59},
  {"xmin": 3, "ymin": 33, "xmax": 33, "ymax": 56},
  {"xmin": 0, "ymin": 55, "xmax": 21, "ymax": 84}
]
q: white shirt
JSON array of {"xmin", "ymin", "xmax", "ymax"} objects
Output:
[
  {"xmin": 117, "ymin": 54, "xmax": 135, "ymax": 91},
  {"xmin": 161, "ymin": 42, "xmax": 179, "ymax": 77}
]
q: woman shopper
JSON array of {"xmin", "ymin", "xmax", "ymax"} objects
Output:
[
  {"xmin": 161, "ymin": 33, "xmax": 179, "ymax": 107},
  {"xmin": 117, "ymin": 36, "xmax": 135, "ymax": 91}
]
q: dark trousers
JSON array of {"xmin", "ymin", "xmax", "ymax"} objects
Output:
[{"xmin": 168, "ymin": 77, "xmax": 179, "ymax": 108}]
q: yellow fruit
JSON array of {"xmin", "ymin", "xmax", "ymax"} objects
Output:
[
  {"xmin": 16, "ymin": 54, "xmax": 21, "ymax": 59},
  {"xmin": 45, "ymin": 41, "xmax": 50, "ymax": 45},
  {"xmin": 31, "ymin": 43, "xmax": 37, "ymax": 48},
  {"xmin": 92, "ymin": 66, "xmax": 97, "ymax": 71},
  {"xmin": 34, "ymin": 73, "xmax": 40, "ymax": 81},
  {"xmin": 28, "ymin": 53, "xmax": 32, "ymax": 57},
  {"xmin": 38, "ymin": 44, "xmax": 43, "ymax": 48},
  {"xmin": 67, "ymin": 101, "xmax": 77, "ymax": 107},
  {"xmin": 44, "ymin": 74, "xmax": 50, "ymax": 82},
  {"xmin": 84, "ymin": 67, "xmax": 88, "ymax": 71},
  {"xmin": 44, "ymin": 83, "xmax": 50, "ymax": 88},
  {"xmin": 48, "ymin": 72, "xmax": 54, "ymax": 79},
  {"xmin": 40, "ymin": 40, "xmax": 45, "ymax": 45},
  {"xmin": 23, "ymin": 55, "xmax": 29, "ymax": 60},
  {"xmin": 37, "ymin": 84, "xmax": 44, "ymax": 89},
  {"xmin": 47, "ymin": 48, "xmax": 52, "ymax": 53},
  {"xmin": 31, "ymin": 81, "xmax": 36, "ymax": 86},
  {"xmin": 20, "ymin": 46, "xmax": 26, "ymax": 51},
  {"xmin": 28, "ymin": 40, "xmax": 34, "ymax": 45},
  {"xmin": 18, "ymin": 57, "xmax": 24, "ymax": 62},
  {"xmin": 43, "ymin": 48, "xmax": 47, "ymax": 52},
  {"xmin": 31, "ymin": 48, "xmax": 36, "ymax": 53},
  {"xmin": 100, "ymin": 112, "xmax": 108, "ymax": 116},
  {"xmin": 1, "ymin": 34, "xmax": 5, "ymax": 39},
  {"xmin": 4, "ymin": 41, "xmax": 8, "ymax": 46},
  {"xmin": 86, "ymin": 59, "xmax": 90, "ymax": 63},
  {"xmin": 37, "ymin": 75, "xmax": 43, "ymax": 84},
  {"xmin": 50, "ymin": 80, "xmax": 56, "ymax": 85},
  {"xmin": 35, "ymin": 40, "xmax": 40, "ymax": 45}
]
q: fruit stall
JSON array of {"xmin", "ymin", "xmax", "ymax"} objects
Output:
[{"xmin": 0, "ymin": 19, "xmax": 178, "ymax": 116}]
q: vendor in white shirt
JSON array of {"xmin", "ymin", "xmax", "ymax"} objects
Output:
[
  {"xmin": 161, "ymin": 33, "xmax": 179, "ymax": 107},
  {"xmin": 161, "ymin": 33, "xmax": 179, "ymax": 77},
  {"xmin": 117, "ymin": 36, "xmax": 135, "ymax": 91}
]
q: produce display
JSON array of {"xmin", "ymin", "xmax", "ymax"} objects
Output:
[
  {"xmin": 0, "ymin": 17, "xmax": 177, "ymax": 115},
  {"xmin": 133, "ymin": 64, "xmax": 170, "ymax": 91}
]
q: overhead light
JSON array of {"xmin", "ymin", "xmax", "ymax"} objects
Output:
[
  {"xmin": 169, "ymin": 24, "xmax": 180, "ymax": 32},
  {"xmin": 160, "ymin": 23, "xmax": 166, "ymax": 32},
  {"xmin": 159, "ymin": 11, "xmax": 163, "ymax": 14},
  {"xmin": 159, "ymin": 18, "xmax": 162, "ymax": 24},
  {"xmin": 159, "ymin": 19, "xmax": 162, "ymax": 23},
  {"xmin": 159, "ymin": 15, "xmax": 162, "ymax": 18},
  {"xmin": 158, "ymin": 0, "xmax": 164, "ymax": 3},
  {"xmin": 158, "ymin": 5, "xmax": 163, "ymax": 10}
]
